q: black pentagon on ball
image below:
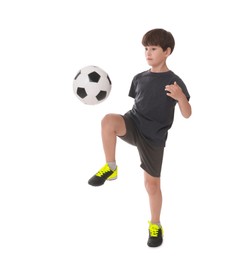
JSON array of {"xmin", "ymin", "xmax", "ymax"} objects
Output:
[
  {"xmin": 77, "ymin": 87, "xmax": 87, "ymax": 98},
  {"xmin": 88, "ymin": 71, "xmax": 100, "ymax": 83},
  {"xmin": 96, "ymin": 90, "xmax": 107, "ymax": 101}
]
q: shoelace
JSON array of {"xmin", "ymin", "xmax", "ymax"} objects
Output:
[
  {"xmin": 148, "ymin": 221, "xmax": 160, "ymax": 237},
  {"xmin": 96, "ymin": 165, "xmax": 111, "ymax": 177}
]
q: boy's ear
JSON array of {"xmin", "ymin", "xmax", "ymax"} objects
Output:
[{"xmin": 165, "ymin": 47, "xmax": 172, "ymax": 56}]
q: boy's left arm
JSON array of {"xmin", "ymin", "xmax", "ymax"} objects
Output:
[{"xmin": 165, "ymin": 82, "xmax": 192, "ymax": 118}]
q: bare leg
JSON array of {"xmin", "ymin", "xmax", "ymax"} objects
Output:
[
  {"xmin": 101, "ymin": 113, "xmax": 126, "ymax": 162},
  {"xmin": 144, "ymin": 172, "xmax": 162, "ymax": 223}
]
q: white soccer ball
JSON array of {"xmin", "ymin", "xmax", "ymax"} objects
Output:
[{"xmin": 73, "ymin": 65, "xmax": 112, "ymax": 105}]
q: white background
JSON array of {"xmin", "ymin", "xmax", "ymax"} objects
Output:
[{"xmin": 0, "ymin": 0, "xmax": 226, "ymax": 259}]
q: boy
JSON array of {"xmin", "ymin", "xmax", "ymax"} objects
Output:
[{"xmin": 88, "ymin": 28, "xmax": 192, "ymax": 247}]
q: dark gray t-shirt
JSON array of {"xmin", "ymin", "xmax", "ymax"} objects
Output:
[{"xmin": 128, "ymin": 70, "xmax": 190, "ymax": 147}]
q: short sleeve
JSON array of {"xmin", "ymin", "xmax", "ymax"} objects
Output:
[{"xmin": 128, "ymin": 76, "xmax": 137, "ymax": 98}]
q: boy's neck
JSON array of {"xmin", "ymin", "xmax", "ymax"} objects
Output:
[{"xmin": 150, "ymin": 64, "xmax": 169, "ymax": 73}]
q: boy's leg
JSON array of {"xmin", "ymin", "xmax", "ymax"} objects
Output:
[
  {"xmin": 144, "ymin": 172, "xmax": 162, "ymax": 223},
  {"xmin": 101, "ymin": 113, "xmax": 126, "ymax": 162},
  {"xmin": 144, "ymin": 171, "xmax": 163, "ymax": 247},
  {"xmin": 88, "ymin": 114, "xmax": 126, "ymax": 186}
]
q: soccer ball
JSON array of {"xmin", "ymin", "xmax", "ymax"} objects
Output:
[{"xmin": 73, "ymin": 65, "xmax": 112, "ymax": 105}]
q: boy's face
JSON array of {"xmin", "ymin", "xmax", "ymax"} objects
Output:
[{"xmin": 144, "ymin": 45, "xmax": 170, "ymax": 68}]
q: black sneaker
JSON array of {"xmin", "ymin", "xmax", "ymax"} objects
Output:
[
  {"xmin": 147, "ymin": 221, "xmax": 163, "ymax": 247},
  {"xmin": 88, "ymin": 164, "xmax": 118, "ymax": 186}
]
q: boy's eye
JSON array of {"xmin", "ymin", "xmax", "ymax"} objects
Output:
[{"xmin": 145, "ymin": 47, "xmax": 157, "ymax": 51}]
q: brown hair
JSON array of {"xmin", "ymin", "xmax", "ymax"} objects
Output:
[{"xmin": 142, "ymin": 28, "xmax": 175, "ymax": 54}]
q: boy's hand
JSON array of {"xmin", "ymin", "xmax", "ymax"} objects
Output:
[{"xmin": 165, "ymin": 82, "xmax": 185, "ymax": 101}]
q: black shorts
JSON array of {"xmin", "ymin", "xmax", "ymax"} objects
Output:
[{"xmin": 119, "ymin": 111, "xmax": 164, "ymax": 177}]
